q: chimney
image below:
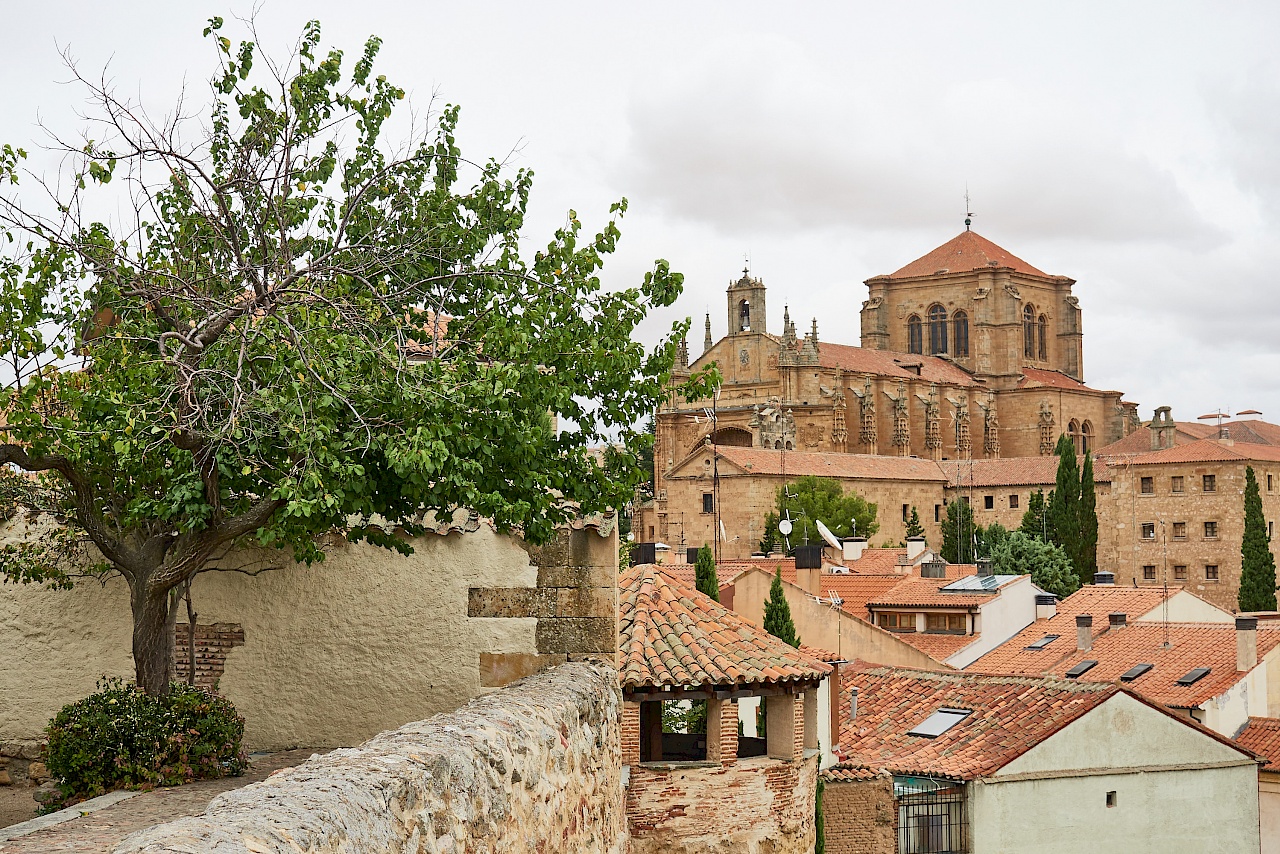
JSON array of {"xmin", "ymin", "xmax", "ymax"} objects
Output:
[
  {"xmin": 1035, "ymin": 593, "xmax": 1058, "ymax": 620},
  {"xmin": 1238, "ymin": 617, "xmax": 1259, "ymax": 672},
  {"xmin": 1092, "ymin": 571, "xmax": 1115, "ymax": 586},
  {"xmin": 849, "ymin": 686, "xmax": 858, "ymax": 721},
  {"xmin": 977, "ymin": 558, "xmax": 993, "ymax": 578},
  {"xmin": 797, "ymin": 566, "xmax": 822, "ymax": 596},
  {"xmin": 906, "ymin": 536, "xmax": 927, "ymax": 562},
  {"xmin": 1108, "ymin": 612, "xmax": 1127, "ymax": 629},
  {"xmin": 1076, "ymin": 615, "xmax": 1093, "ymax": 651},
  {"xmin": 921, "ymin": 559, "xmax": 947, "ymax": 579},
  {"xmin": 842, "ymin": 536, "xmax": 868, "ymax": 563},
  {"xmin": 795, "ymin": 544, "xmax": 824, "ymax": 569}
]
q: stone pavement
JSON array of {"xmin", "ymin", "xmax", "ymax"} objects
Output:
[{"xmin": 0, "ymin": 749, "xmax": 320, "ymax": 853}]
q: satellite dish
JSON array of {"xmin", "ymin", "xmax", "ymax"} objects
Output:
[
  {"xmin": 778, "ymin": 518, "xmax": 793, "ymax": 536},
  {"xmin": 815, "ymin": 519, "xmax": 842, "ymax": 550}
]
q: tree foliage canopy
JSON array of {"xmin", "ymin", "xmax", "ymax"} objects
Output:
[
  {"xmin": 990, "ymin": 529, "xmax": 1080, "ymax": 599},
  {"xmin": 760, "ymin": 475, "xmax": 878, "ymax": 552},
  {"xmin": 763, "ymin": 568, "xmax": 800, "ymax": 648},
  {"xmin": 694, "ymin": 543, "xmax": 719, "ymax": 602},
  {"xmin": 0, "ymin": 18, "xmax": 711, "ymax": 694},
  {"xmin": 940, "ymin": 498, "xmax": 980, "ymax": 564},
  {"xmin": 1240, "ymin": 466, "xmax": 1277, "ymax": 612}
]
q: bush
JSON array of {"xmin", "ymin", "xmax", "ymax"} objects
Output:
[{"xmin": 42, "ymin": 678, "xmax": 246, "ymax": 809}]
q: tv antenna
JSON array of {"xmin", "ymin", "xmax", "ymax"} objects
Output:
[{"xmin": 964, "ymin": 186, "xmax": 974, "ymax": 231}]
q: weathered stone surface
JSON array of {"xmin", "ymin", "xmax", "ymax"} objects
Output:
[
  {"xmin": 0, "ymin": 770, "xmax": 11, "ymax": 786},
  {"xmin": 478, "ymin": 653, "xmax": 567, "ymax": 688},
  {"xmin": 468, "ymin": 587, "xmax": 558, "ymax": 618},
  {"xmin": 111, "ymin": 661, "xmax": 625, "ymax": 854},
  {"xmin": 535, "ymin": 564, "xmax": 615, "ymax": 590},
  {"xmin": 536, "ymin": 617, "xmax": 616, "ymax": 655},
  {"xmin": 25, "ymin": 762, "xmax": 49, "ymax": 783}
]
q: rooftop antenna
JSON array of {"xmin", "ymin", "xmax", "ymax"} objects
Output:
[
  {"xmin": 1198, "ymin": 409, "xmax": 1234, "ymax": 440},
  {"xmin": 964, "ymin": 186, "xmax": 974, "ymax": 232}
]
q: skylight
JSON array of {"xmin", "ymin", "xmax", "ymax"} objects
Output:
[
  {"xmin": 1065, "ymin": 660, "xmax": 1098, "ymax": 679},
  {"xmin": 1120, "ymin": 664, "xmax": 1154, "ymax": 682},
  {"xmin": 1177, "ymin": 667, "xmax": 1211, "ymax": 686},
  {"xmin": 907, "ymin": 708, "xmax": 972, "ymax": 739},
  {"xmin": 1026, "ymin": 635, "xmax": 1060, "ymax": 650}
]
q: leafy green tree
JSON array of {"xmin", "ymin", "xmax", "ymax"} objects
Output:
[
  {"xmin": 1048, "ymin": 434, "xmax": 1083, "ymax": 583},
  {"xmin": 758, "ymin": 511, "xmax": 780, "ymax": 555},
  {"xmin": 940, "ymin": 499, "xmax": 980, "ymax": 563},
  {"xmin": 905, "ymin": 505, "xmax": 925, "ymax": 540},
  {"xmin": 762, "ymin": 475, "xmax": 879, "ymax": 550},
  {"xmin": 694, "ymin": 543, "xmax": 719, "ymax": 601},
  {"xmin": 763, "ymin": 568, "xmax": 800, "ymax": 647},
  {"xmin": 0, "ymin": 19, "xmax": 712, "ymax": 695},
  {"xmin": 990, "ymin": 530, "xmax": 1080, "ymax": 598},
  {"xmin": 1079, "ymin": 454, "xmax": 1099, "ymax": 581},
  {"xmin": 981, "ymin": 522, "xmax": 1009, "ymax": 558},
  {"xmin": 1240, "ymin": 466, "xmax": 1278, "ymax": 612},
  {"xmin": 1019, "ymin": 489, "xmax": 1050, "ymax": 541}
]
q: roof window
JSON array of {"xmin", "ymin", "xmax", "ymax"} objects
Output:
[
  {"xmin": 907, "ymin": 708, "xmax": 972, "ymax": 739},
  {"xmin": 1065, "ymin": 660, "xmax": 1098, "ymax": 679},
  {"xmin": 1177, "ymin": 667, "xmax": 1211, "ymax": 686},
  {"xmin": 1119, "ymin": 664, "xmax": 1153, "ymax": 682},
  {"xmin": 1026, "ymin": 635, "xmax": 1060, "ymax": 650}
]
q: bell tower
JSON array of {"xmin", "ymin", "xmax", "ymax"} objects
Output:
[{"xmin": 727, "ymin": 268, "xmax": 767, "ymax": 335}]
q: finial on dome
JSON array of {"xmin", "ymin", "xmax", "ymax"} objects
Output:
[{"xmin": 704, "ymin": 312, "xmax": 713, "ymax": 353}]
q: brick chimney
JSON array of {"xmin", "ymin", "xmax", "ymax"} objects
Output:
[
  {"xmin": 906, "ymin": 536, "xmax": 927, "ymax": 562},
  {"xmin": 1108, "ymin": 612, "xmax": 1127, "ymax": 629},
  {"xmin": 842, "ymin": 537, "xmax": 868, "ymax": 563},
  {"xmin": 1076, "ymin": 615, "xmax": 1093, "ymax": 651},
  {"xmin": 1238, "ymin": 617, "xmax": 1259, "ymax": 672}
]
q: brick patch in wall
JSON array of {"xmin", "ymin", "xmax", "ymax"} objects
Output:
[
  {"xmin": 173, "ymin": 623, "xmax": 245, "ymax": 691},
  {"xmin": 822, "ymin": 776, "xmax": 897, "ymax": 854}
]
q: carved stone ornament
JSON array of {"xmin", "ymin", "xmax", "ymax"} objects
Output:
[{"xmin": 739, "ymin": 348, "xmax": 750, "ymax": 366}]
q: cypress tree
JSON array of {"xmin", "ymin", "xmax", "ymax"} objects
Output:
[
  {"xmin": 1019, "ymin": 489, "xmax": 1048, "ymax": 541},
  {"xmin": 694, "ymin": 543, "xmax": 720, "ymax": 602},
  {"xmin": 763, "ymin": 568, "xmax": 800, "ymax": 647},
  {"xmin": 1048, "ymin": 434, "xmax": 1083, "ymax": 584},
  {"xmin": 1079, "ymin": 454, "xmax": 1099, "ymax": 582},
  {"xmin": 905, "ymin": 506, "xmax": 925, "ymax": 540},
  {"xmin": 941, "ymin": 499, "xmax": 978, "ymax": 563},
  {"xmin": 1240, "ymin": 466, "xmax": 1278, "ymax": 612}
]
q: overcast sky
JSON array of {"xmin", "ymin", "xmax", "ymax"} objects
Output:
[{"xmin": 3, "ymin": 2, "xmax": 1278, "ymax": 425}]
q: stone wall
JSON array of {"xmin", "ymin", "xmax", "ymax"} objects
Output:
[
  {"xmin": 822, "ymin": 775, "xmax": 897, "ymax": 854},
  {"xmin": 111, "ymin": 661, "xmax": 625, "ymax": 854}
]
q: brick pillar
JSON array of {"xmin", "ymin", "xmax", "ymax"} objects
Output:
[
  {"xmin": 707, "ymin": 698, "xmax": 738, "ymax": 765},
  {"xmin": 803, "ymin": 689, "xmax": 819, "ymax": 751},
  {"xmin": 622, "ymin": 701, "xmax": 641, "ymax": 765},
  {"xmin": 766, "ymin": 693, "xmax": 798, "ymax": 760}
]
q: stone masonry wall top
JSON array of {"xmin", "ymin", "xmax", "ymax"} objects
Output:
[{"xmin": 111, "ymin": 661, "xmax": 625, "ymax": 854}]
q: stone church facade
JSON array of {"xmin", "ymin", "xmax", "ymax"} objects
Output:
[{"xmin": 638, "ymin": 230, "xmax": 1140, "ymax": 556}]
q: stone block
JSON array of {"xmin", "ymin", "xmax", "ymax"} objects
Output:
[
  {"xmin": 536, "ymin": 617, "xmax": 616, "ymax": 655},
  {"xmin": 27, "ymin": 762, "xmax": 49, "ymax": 783},
  {"xmin": 468, "ymin": 587, "xmax": 558, "ymax": 619},
  {"xmin": 517, "ymin": 529, "xmax": 571, "ymax": 568},
  {"xmin": 479, "ymin": 653, "xmax": 567, "ymax": 688},
  {"xmin": 535, "ymin": 564, "xmax": 615, "ymax": 590},
  {"xmin": 555, "ymin": 586, "xmax": 616, "ymax": 619},
  {"xmin": 0, "ymin": 770, "xmax": 10, "ymax": 786},
  {"xmin": 569, "ymin": 527, "xmax": 616, "ymax": 569}
]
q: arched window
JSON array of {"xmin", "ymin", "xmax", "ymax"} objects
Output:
[
  {"xmin": 1081, "ymin": 421, "xmax": 1093, "ymax": 454},
  {"xmin": 928, "ymin": 305, "xmax": 948, "ymax": 355},
  {"xmin": 1023, "ymin": 304, "xmax": 1036, "ymax": 359},
  {"xmin": 1038, "ymin": 314, "xmax": 1048, "ymax": 361},
  {"xmin": 711, "ymin": 426, "xmax": 753, "ymax": 448},
  {"xmin": 952, "ymin": 310, "xmax": 969, "ymax": 357},
  {"xmin": 907, "ymin": 315, "xmax": 923, "ymax": 354},
  {"xmin": 739, "ymin": 299, "xmax": 751, "ymax": 331},
  {"xmin": 1068, "ymin": 420, "xmax": 1081, "ymax": 454}
]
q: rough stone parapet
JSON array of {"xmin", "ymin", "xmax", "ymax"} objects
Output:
[{"xmin": 111, "ymin": 661, "xmax": 624, "ymax": 854}]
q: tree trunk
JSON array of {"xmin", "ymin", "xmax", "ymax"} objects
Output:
[{"xmin": 131, "ymin": 579, "xmax": 175, "ymax": 697}]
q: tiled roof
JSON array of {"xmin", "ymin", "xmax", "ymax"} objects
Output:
[
  {"xmin": 1094, "ymin": 423, "xmax": 1210, "ymax": 457},
  {"xmin": 801, "ymin": 644, "xmax": 845, "ymax": 663},
  {"xmin": 1121, "ymin": 438, "xmax": 1280, "ymax": 466},
  {"xmin": 867, "ymin": 575, "xmax": 995, "ymax": 609},
  {"xmin": 847, "ymin": 548, "xmax": 911, "ymax": 574},
  {"xmin": 772, "ymin": 565, "xmax": 905, "ymax": 620},
  {"xmin": 1017, "ymin": 368, "xmax": 1090, "ymax": 390},
  {"xmin": 713, "ymin": 446, "xmax": 948, "ymax": 483},
  {"xmin": 822, "ymin": 765, "xmax": 885, "ymax": 782},
  {"xmin": 1223, "ymin": 420, "xmax": 1280, "ymax": 446},
  {"xmin": 837, "ymin": 664, "xmax": 1115, "ymax": 780},
  {"xmin": 969, "ymin": 585, "xmax": 1182, "ymax": 676},
  {"xmin": 881, "ymin": 231, "xmax": 1051, "ymax": 280},
  {"xmin": 940, "ymin": 455, "xmax": 1111, "ymax": 488},
  {"xmin": 1236, "ymin": 717, "xmax": 1280, "ymax": 767},
  {"xmin": 814, "ymin": 342, "xmax": 977, "ymax": 386},
  {"xmin": 895, "ymin": 632, "xmax": 982, "ymax": 660},
  {"xmin": 618, "ymin": 563, "xmax": 830, "ymax": 691},
  {"xmin": 1051, "ymin": 623, "xmax": 1280, "ymax": 709}
]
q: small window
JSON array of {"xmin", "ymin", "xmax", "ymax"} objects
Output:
[
  {"xmin": 648, "ymin": 526, "xmax": 655, "ymax": 539},
  {"xmin": 1206, "ymin": 565, "xmax": 1219, "ymax": 581},
  {"xmin": 1141, "ymin": 523, "xmax": 1155, "ymax": 540},
  {"xmin": 934, "ymin": 504, "xmax": 941, "ymax": 523},
  {"xmin": 952, "ymin": 310, "xmax": 970, "ymax": 357},
  {"xmin": 1174, "ymin": 565, "xmax": 1187, "ymax": 581},
  {"xmin": 1203, "ymin": 474, "xmax": 1216, "ymax": 493},
  {"xmin": 1177, "ymin": 667, "xmax": 1211, "ymax": 686},
  {"xmin": 702, "ymin": 493, "xmax": 714, "ymax": 514},
  {"xmin": 1009, "ymin": 494, "xmax": 1020, "ymax": 509},
  {"xmin": 1120, "ymin": 664, "xmax": 1153, "ymax": 682},
  {"xmin": 1026, "ymin": 634, "xmax": 1060, "ymax": 650},
  {"xmin": 1106, "ymin": 791, "xmax": 1118, "ymax": 808},
  {"xmin": 1172, "ymin": 522, "xmax": 1187, "ymax": 540},
  {"xmin": 1171, "ymin": 476, "xmax": 1184, "ymax": 493},
  {"xmin": 908, "ymin": 708, "xmax": 972, "ymax": 739},
  {"xmin": 902, "ymin": 504, "xmax": 910, "ymax": 522},
  {"xmin": 1066, "ymin": 660, "xmax": 1098, "ymax": 679},
  {"xmin": 1269, "ymin": 474, "xmax": 1275, "ymax": 492},
  {"xmin": 1143, "ymin": 565, "xmax": 1157, "ymax": 581},
  {"xmin": 877, "ymin": 612, "xmax": 916, "ymax": 632},
  {"xmin": 1204, "ymin": 521, "xmax": 1218, "ymax": 539},
  {"xmin": 1271, "ymin": 521, "xmax": 1275, "ymax": 539},
  {"xmin": 926, "ymin": 613, "xmax": 967, "ymax": 634},
  {"xmin": 907, "ymin": 315, "xmax": 923, "ymax": 355},
  {"xmin": 984, "ymin": 495, "xmax": 994, "ymax": 510},
  {"xmin": 1140, "ymin": 477, "xmax": 1154, "ymax": 494},
  {"xmin": 928, "ymin": 304, "xmax": 949, "ymax": 355}
]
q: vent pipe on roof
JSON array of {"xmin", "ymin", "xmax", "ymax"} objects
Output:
[
  {"xmin": 1109, "ymin": 613, "xmax": 1127, "ymax": 629},
  {"xmin": 1092, "ymin": 571, "xmax": 1115, "ymax": 586},
  {"xmin": 849, "ymin": 687, "xmax": 859, "ymax": 721},
  {"xmin": 843, "ymin": 537, "xmax": 869, "ymax": 564},
  {"xmin": 1035, "ymin": 594, "xmax": 1058, "ymax": 620},
  {"xmin": 1076, "ymin": 614, "xmax": 1093, "ymax": 652},
  {"xmin": 977, "ymin": 558, "xmax": 993, "ymax": 578},
  {"xmin": 906, "ymin": 536, "xmax": 927, "ymax": 562},
  {"xmin": 1238, "ymin": 617, "xmax": 1259, "ymax": 672}
]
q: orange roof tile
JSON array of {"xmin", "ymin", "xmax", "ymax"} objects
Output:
[
  {"xmin": 1236, "ymin": 717, "xmax": 1280, "ymax": 767},
  {"xmin": 714, "ymin": 446, "xmax": 948, "ymax": 483},
  {"xmin": 769, "ymin": 565, "xmax": 904, "ymax": 620},
  {"xmin": 969, "ymin": 585, "xmax": 1182, "ymax": 676},
  {"xmin": 894, "ymin": 632, "xmax": 981, "ymax": 660},
  {"xmin": 1052, "ymin": 623, "xmax": 1280, "ymax": 709},
  {"xmin": 940, "ymin": 455, "xmax": 1111, "ymax": 488},
  {"xmin": 1122, "ymin": 438, "xmax": 1280, "ymax": 466},
  {"xmin": 880, "ymin": 231, "xmax": 1052, "ymax": 280},
  {"xmin": 1095, "ymin": 422, "xmax": 1210, "ymax": 457},
  {"xmin": 800, "ymin": 644, "xmax": 845, "ymax": 663},
  {"xmin": 847, "ymin": 548, "xmax": 911, "ymax": 574},
  {"xmin": 867, "ymin": 574, "xmax": 995, "ymax": 609},
  {"xmin": 1017, "ymin": 368, "xmax": 1091, "ymax": 390},
  {"xmin": 836, "ymin": 664, "xmax": 1115, "ymax": 780},
  {"xmin": 618, "ymin": 563, "xmax": 830, "ymax": 691},
  {"xmin": 814, "ymin": 342, "xmax": 977, "ymax": 386}
]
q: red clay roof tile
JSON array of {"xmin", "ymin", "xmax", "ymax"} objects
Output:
[
  {"xmin": 881, "ymin": 231, "xmax": 1051, "ymax": 280},
  {"xmin": 1236, "ymin": 717, "xmax": 1280, "ymax": 767}
]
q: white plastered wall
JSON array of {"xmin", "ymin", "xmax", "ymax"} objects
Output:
[
  {"xmin": 949, "ymin": 575, "xmax": 1036, "ymax": 669},
  {"xmin": 1135, "ymin": 589, "xmax": 1233, "ymax": 624}
]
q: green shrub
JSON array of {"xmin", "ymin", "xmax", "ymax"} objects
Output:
[{"xmin": 42, "ymin": 678, "xmax": 246, "ymax": 810}]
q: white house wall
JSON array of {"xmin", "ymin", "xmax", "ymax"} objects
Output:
[
  {"xmin": 950, "ymin": 575, "xmax": 1036, "ymax": 669},
  {"xmin": 1135, "ymin": 590, "xmax": 1233, "ymax": 624}
]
